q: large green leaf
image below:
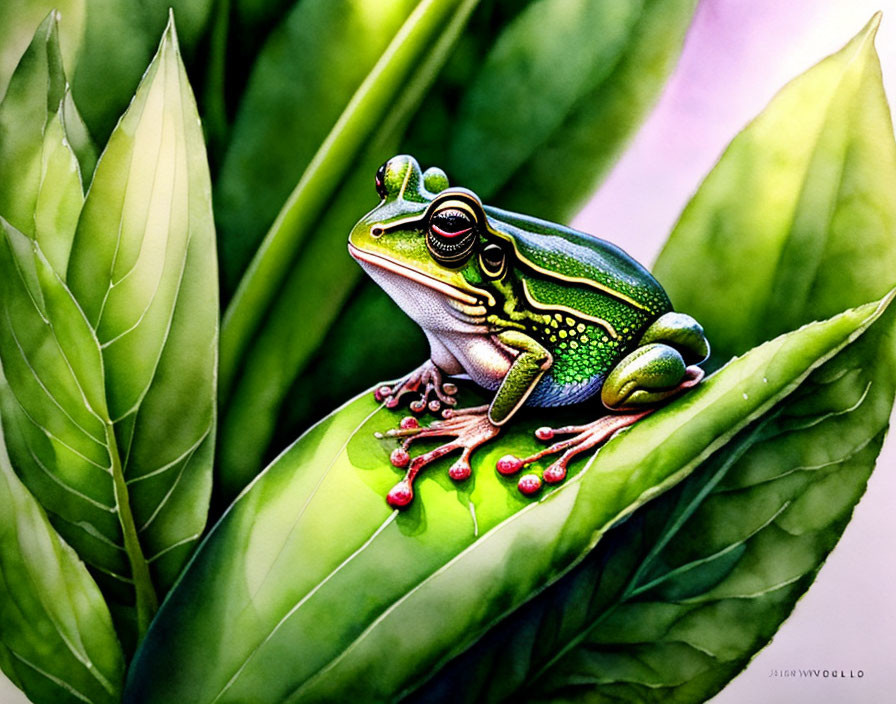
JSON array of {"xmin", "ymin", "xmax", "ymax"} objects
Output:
[
  {"xmin": 268, "ymin": 284, "xmax": 426, "ymax": 461},
  {"xmin": 654, "ymin": 14, "xmax": 896, "ymax": 370},
  {"xmin": 406, "ymin": 297, "xmax": 896, "ymax": 704},
  {"xmin": 215, "ymin": 0, "xmax": 480, "ymax": 501},
  {"xmin": 1, "ymin": 2, "xmax": 214, "ymax": 152},
  {"xmin": 0, "ymin": 11, "xmax": 95, "ymax": 273},
  {"xmin": 68, "ymin": 0, "xmax": 214, "ymax": 142},
  {"xmin": 0, "ymin": 411, "xmax": 124, "ymax": 704},
  {"xmin": 399, "ymin": 0, "xmax": 695, "ymax": 220},
  {"xmin": 125, "ymin": 291, "xmax": 891, "ymax": 703},
  {"xmin": 0, "ymin": 17, "xmax": 217, "ymax": 639}
]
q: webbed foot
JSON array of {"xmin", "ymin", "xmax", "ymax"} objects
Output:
[
  {"xmin": 375, "ymin": 405, "xmax": 500, "ymax": 509},
  {"xmin": 373, "ymin": 360, "xmax": 458, "ymax": 414},
  {"xmin": 498, "ymin": 366, "xmax": 704, "ymax": 493}
]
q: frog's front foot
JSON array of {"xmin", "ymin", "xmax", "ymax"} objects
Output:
[
  {"xmin": 498, "ymin": 365, "xmax": 704, "ymax": 492},
  {"xmin": 373, "ymin": 360, "xmax": 458, "ymax": 414},
  {"xmin": 375, "ymin": 405, "xmax": 500, "ymax": 508}
]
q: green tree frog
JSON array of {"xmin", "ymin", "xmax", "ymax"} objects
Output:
[{"xmin": 349, "ymin": 155, "xmax": 709, "ymax": 508}]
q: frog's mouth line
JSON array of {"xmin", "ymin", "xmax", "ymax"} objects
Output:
[{"xmin": 348, "ymin": 244, "xmax": 494, "ymax": 307}]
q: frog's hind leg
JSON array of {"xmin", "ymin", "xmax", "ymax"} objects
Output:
[
  {"xmin": 376, "ymin": 405, "xmax": 500, "ymax": 508},
  {"xmin": 374, "ymin": 359, "xmax": 459, "ymax": 414}
]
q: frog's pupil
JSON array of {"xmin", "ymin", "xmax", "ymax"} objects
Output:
[
  {"xmin": 482, "ymin": 244, "xmax": 504, "ymax": 268},
  {"xmin": 426, "ymin": 208, "xmax": 477, "ymax": 265},
  {"xmin": 432, "ymin": 209, "xmax": 472, "ymax": 236}
]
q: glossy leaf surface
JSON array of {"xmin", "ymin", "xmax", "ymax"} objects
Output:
[
  {"xmin": 654, "ymin": 14, "xmax": 896, "ymax": 370},
  {"xmin": 0, "ymin": 12, "xmax": 94, "ymax": 274},
  {"xmin": 0, "ymin": 415, "xmax": 124, "ymax": 704},
  {"xmin": 409, "ymin": 302, "xmax": 896, "ymax": 704},
  {"xmin": 126, "ymin": 292, "xmax": 891, "ymax": 703},
  {"xmin": 0, "ymin": 18, "xmax": 217, "ymax": 637}
]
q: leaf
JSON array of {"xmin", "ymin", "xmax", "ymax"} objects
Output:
[
  {"xmin": 0, "ymin": 16, "xmax": 217, "ymax": 639},
  {"xmin": 654, "ymin": 14, "xmax": 896, "ymax": 371},
  {"xmin": 58, "ymin": 0, "xmax": 214, "ymax": 142},
  {"xmin": 0, "ymin": 409, "xmax": 125, "ymax": 704},
  {"xmin": 215, "ymin": 0, "xmax": 480, "ymax": 500},
  {"xmin": 214, "ymin": 0, "xmax": 421, "ymax": 292},
  {"xmin": 408, "ymin": 0, "xmax": 697, "ymax": 219},
  {"xmin": 67, "ymin": 11, "xmax": 218, "ymax": 607},
  {"xmin": 0, "ymin": 11, "xmax": 95, "ymax": 274},
  {"xmin": 0, "ymin": 0, "xmax": 85, "ymax": 101},
  {"xmin": 268, "ymin": 284, "xmax": 426, "ymax": 463},
  {"xmin": 125, "ymin": 292, "xmax": 892, "ymax": 703},
  {"xmin": 493, "ymin": 0, "xmax": 696, "ymax": 219},
  {"xmin": 406, "ymin": 297, "xmax": 896, "ymax": 704}
]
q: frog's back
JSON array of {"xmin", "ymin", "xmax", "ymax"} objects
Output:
[{"xmin": 485, "ymin": 205, "xmax": 671, "ymax": 317}]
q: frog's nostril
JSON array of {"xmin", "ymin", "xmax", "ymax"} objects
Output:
[{"xmin": 371, "ymin": 225, "xmax": 384, "ymax": 238}]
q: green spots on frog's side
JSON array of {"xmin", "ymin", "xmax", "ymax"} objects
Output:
[
  {"xmin": 551, "ymin": 322, "xmax": 626, "ymax": 386},
  {"xmin": 522, "ymin": 302, "xmax": 642, "ymax": 388}
]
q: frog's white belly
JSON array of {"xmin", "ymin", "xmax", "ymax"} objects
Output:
[{"xmin": 357, "ymin": 260, "xmax": 514, "ymax": 388}]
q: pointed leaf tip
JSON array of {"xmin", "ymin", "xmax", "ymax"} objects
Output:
[
  {"xmin": 164, "ymin": 8, "xmax": 180, "ymax": 52},
  {"xmin": 853, "ymin": 11, "xmax": 882, "ymax": 52}
]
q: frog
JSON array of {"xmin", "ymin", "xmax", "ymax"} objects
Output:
[{"xmin": 348, "ymin": 155, "xmax": 709, "ymax": 509}]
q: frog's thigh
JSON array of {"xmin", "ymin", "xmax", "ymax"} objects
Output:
[
  {"xmin": 639, "ymin": 312, "xmax": 709, "ymax": 364},
  {"xmin": 489, "ymin": 331, "xmax": 552, "ymax": 425},
  {"xmin": 601, "ymin": 342, "xmax": 686, "ymax": 409}
]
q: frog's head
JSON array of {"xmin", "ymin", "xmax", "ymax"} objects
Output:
[{"xmin": 349, "ymin": 155, "xmax": 505, "ymax": 311}]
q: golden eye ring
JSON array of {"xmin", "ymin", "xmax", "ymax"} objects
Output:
[{"xmin": 426, "ymin": 202, "xmax": 478, "ymax": 266}]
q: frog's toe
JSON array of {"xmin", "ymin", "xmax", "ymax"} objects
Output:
[
  {"xmin": 448, "ymin": 454, "xmax": 472, "ymax": 481},
  {"xmin": 375, "ymin": 361, "xmax": 458, "ymax": 413},
  {"xmin": 495, "ymin": 411, "xmax": 652, "ymax": 494},
  {"xmin": 387, "ymin": 480, "xmax": 414, "ymax": 508}
]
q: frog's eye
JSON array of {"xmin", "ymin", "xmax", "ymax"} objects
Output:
[
  {"xmin": 375, "ymin": 162, "xmax": 388, "ymax": 199},
  {"xmin": 426, "ymin": 205, "xmax": 478, "ymax": 265},
  {"xmin": 479, "ymin": 243, "xmax": 506, "ymax": 279}
]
